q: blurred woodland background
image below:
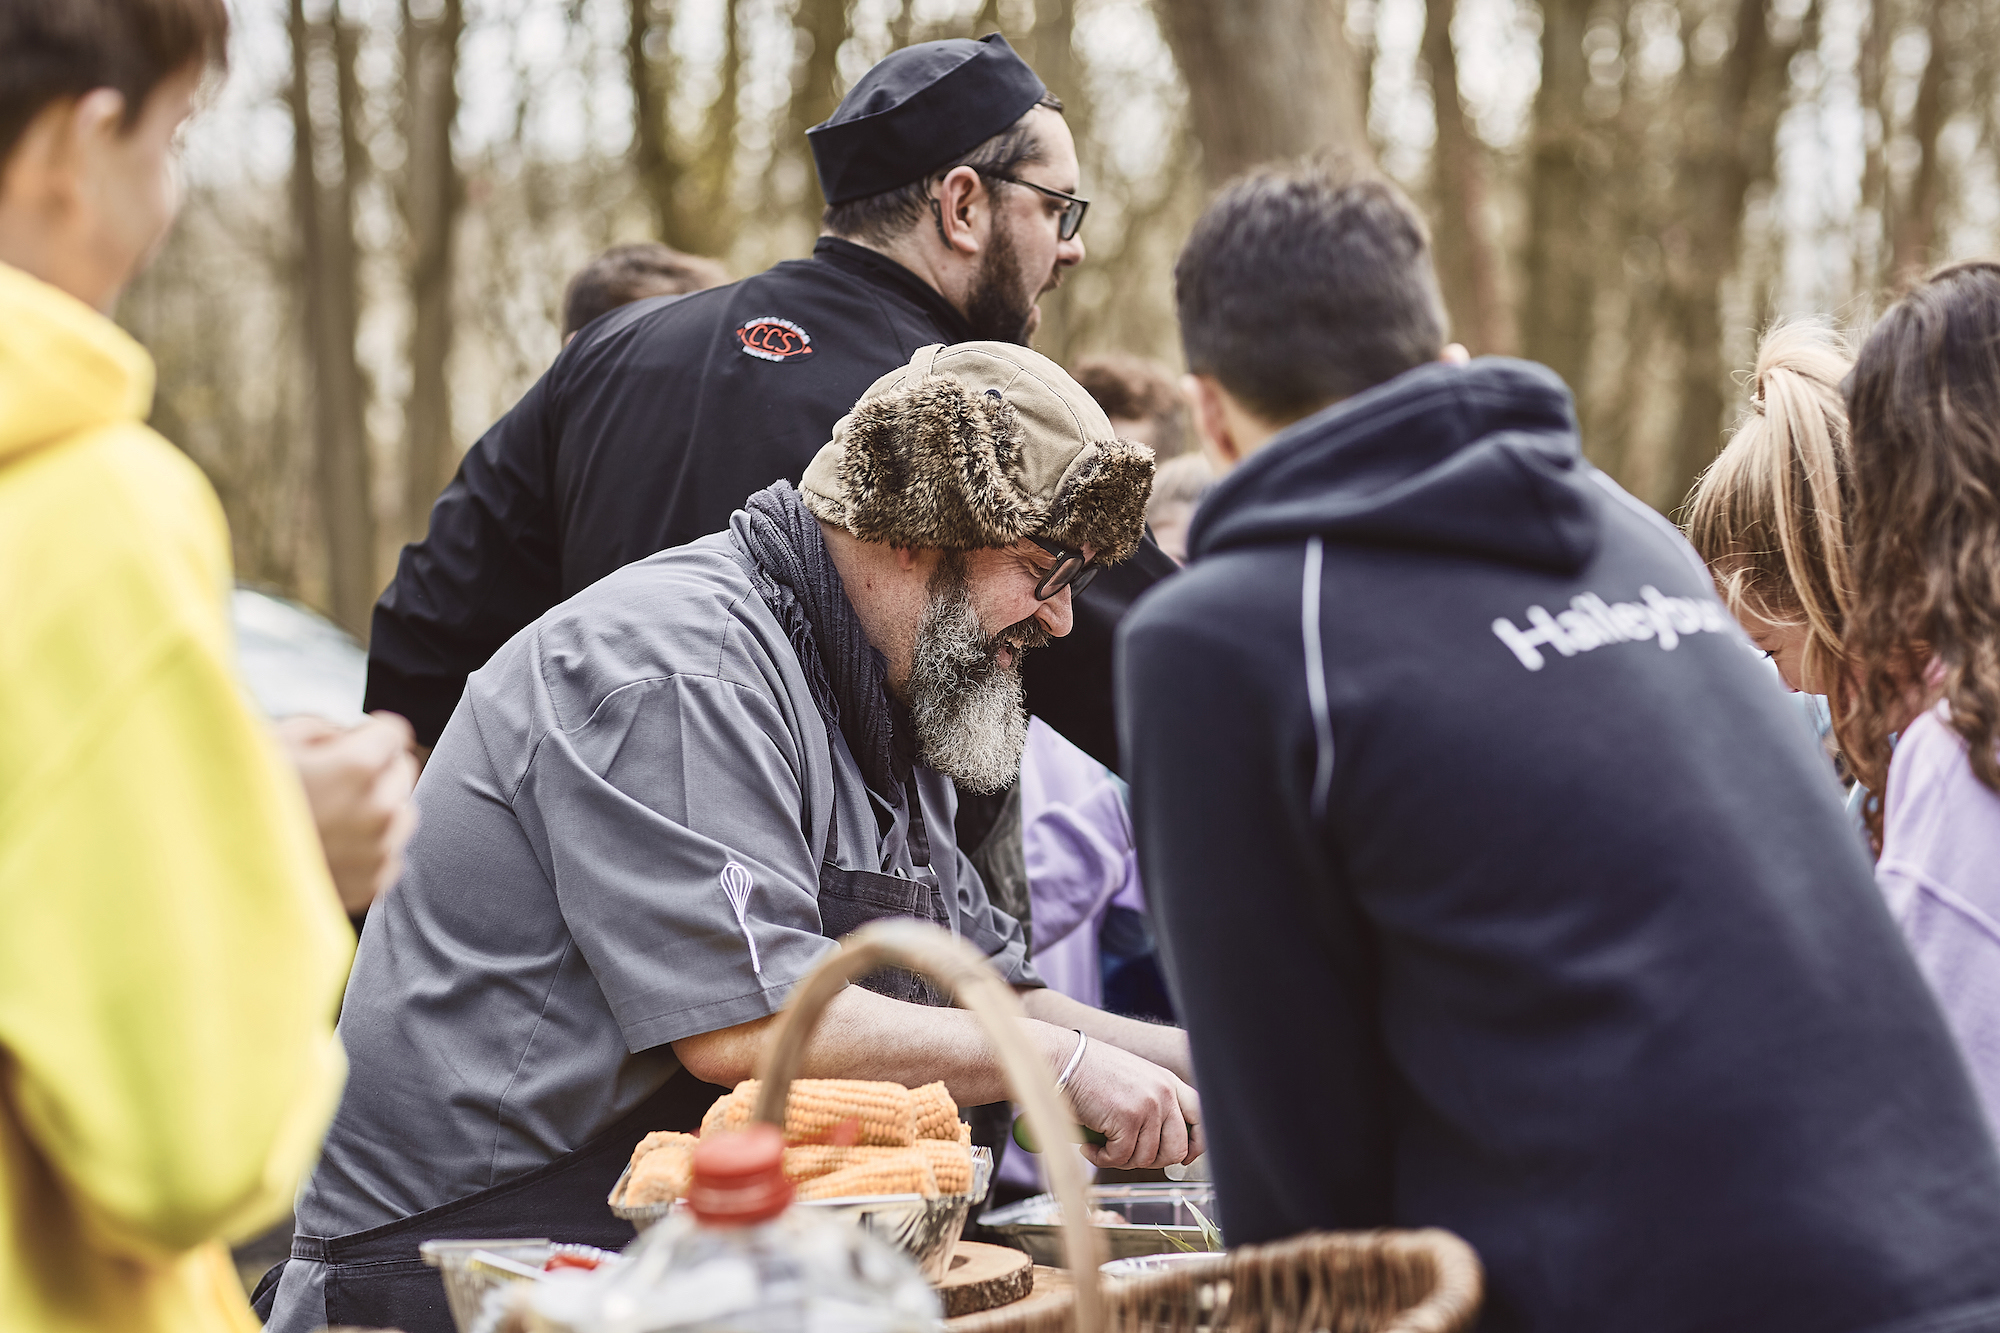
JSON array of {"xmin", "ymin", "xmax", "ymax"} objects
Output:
[{"xmin": 125, "ymin": 0, "xmax": 2000, "ymax": 635}]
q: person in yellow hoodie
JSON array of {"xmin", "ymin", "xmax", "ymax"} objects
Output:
[{"xmin": 0, "ymin": 1, "xmax": 369, "ymax": 1328}]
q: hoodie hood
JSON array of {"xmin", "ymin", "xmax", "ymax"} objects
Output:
[
  {"xmin": 0, "ymin": 261, "xmax": 153, "ymax": 467},
  {"xmin": 1188, "ymin": 357, "xmax": 1599, "ymax": 575}
]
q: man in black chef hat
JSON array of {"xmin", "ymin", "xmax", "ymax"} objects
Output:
[{"xmin": 365, "ymin": 37, "xmax": 1171, "ymax": 849}]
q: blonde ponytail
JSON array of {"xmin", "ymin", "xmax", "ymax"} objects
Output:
[{"xmin": 1683, "ymin": 320, "xmax": 1856, "ymax": 693}]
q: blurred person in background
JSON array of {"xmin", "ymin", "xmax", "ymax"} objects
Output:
[
  {"xmin": 366, "ymin": 34, "xmax": 1175, "ymax": 791},
  {"xmin": 1119, "ymin": 163, "xmax": 2000, "ymax": 1333},
  {"xmin": 1073, "ymin": 352, "xmax": 1191, "ymax": 460},
  {"xmin": 559, "ymin": 240, "xmax": 728, "ymax": 345},
  {"xmin": 1143, "ymin": 453, "xmax": 1215, "ymax": 564},
  {"xmin": 275, "ymin": 715, "xmax": 419, "ymax": 917},
  {"xmin": 0, "ymin": 0, "xmax": 413, "ymax": 1329}
]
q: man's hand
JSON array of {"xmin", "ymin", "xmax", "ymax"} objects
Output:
[
  {"xmin": 276, "ymin": 712, "xmax": 420, "ymax": 915},
  {"xmin": 1059, "ymin": 1036, "xmax": 1205, "ymax": 1170}
]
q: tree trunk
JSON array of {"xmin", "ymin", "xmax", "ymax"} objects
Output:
[
  {"xmin": 1854, "ymin": 0, "xmax": 1888, "ymax": 299},
  {"xmin": 400, "ymin": 0, "xmax": 462, "ymax": 544},
  {"xmin": 1024, "ymin": 0, "xmax": 1087, "ymax": 360},
  {"xmin": 1656, "ymin": 0, "xmax": 1799, "ymax": 511},
  {"xmin": 782, "ymin": 0, "xmax": 853, "ymax": 223},
  {"xmin": 1026, "ymin": 0, "xmax": 1081, "ymax": 112},
  {"xmin": 681, "ymin": 0, "xmax": 741, "ymax": 258},
  {"xmin": 1520, "ymin": 0, "xmax": 1595, "ymax": 396},
  {"xmin": 627, "ymin": 0, "xmax": 684, "ymax": 244},
  {"xmin": 1421, "ymin": 0, "xmax": 1510, "ymax": 353},
  {"xmin": 1152, "ymin": 0, "xmax": 1372, "ymax": 189},
  {"xmin": 1889, "ymin": 0, "xmax": 1950, "ymax": 285},
  {"xmin": 289, "ymin": 0, "xmax": 376, "ymax": 636}
]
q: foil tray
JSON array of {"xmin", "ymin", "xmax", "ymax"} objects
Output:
[{"xmin": 978, "ymin": 1182, "xmax": 1221, "ymax": 1266}]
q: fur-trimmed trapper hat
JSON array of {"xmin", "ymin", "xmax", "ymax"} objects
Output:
[{"xmin": 800, "ymin": 342, "xmax": 1156, "ymax": 563}]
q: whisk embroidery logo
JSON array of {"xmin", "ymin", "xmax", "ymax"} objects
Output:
[{"xmin": 720, "ymin": 861, "xmax": 763, "ymax": 975}]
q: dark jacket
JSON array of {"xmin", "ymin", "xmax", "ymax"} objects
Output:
[
  {"xmin": 1116, "ymin": 358, "xmax": 2000, "ymax": 1333},
  {"xmin": 365, "ymin": 236, "xmax": 1170, "ymax": 770}
]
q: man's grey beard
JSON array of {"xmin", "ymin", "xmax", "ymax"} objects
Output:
[{"xmin": 904, "ymin": 554, "xmax": 1048, "ymax": 793}]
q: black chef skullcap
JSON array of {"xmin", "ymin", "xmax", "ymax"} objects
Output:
[{"xmin": 808, "ymin": 34, "xmax": 1048, "ymax": 206}]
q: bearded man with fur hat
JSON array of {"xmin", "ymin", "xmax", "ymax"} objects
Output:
[{"xmin": 259, "ymin": 343, "xmax": 1198, "ymax": 1333}]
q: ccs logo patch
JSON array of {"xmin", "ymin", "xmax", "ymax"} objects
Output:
[{"xmin": 736, "ymin": 316, "xmax": 814, "ymax": 363}]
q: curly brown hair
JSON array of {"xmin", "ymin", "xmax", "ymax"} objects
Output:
[{"xmin": 1838, "ymin": 260, "xmax": 2000, "ymax": 852}]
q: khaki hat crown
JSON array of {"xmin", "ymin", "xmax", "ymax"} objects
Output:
[{"xmin": 801, "ymin": 342, "xmax": 1156, "ymax": 562}]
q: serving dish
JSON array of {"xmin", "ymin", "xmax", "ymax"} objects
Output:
[{"xmin": 978, "ymin": 1182, "xmax": 1219, "ymax": 1265}]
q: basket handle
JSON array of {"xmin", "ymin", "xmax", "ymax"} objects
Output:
[{"xmin": 752, "ymin": 919, "xmax": 1104, "ymax": 1333}]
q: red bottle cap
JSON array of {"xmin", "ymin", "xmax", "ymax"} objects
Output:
[{"xmin": 689, "ymin": 1124, "xmax": 793, "ymax": 1225}]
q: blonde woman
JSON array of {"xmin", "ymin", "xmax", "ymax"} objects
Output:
[{"xmin": 1684, "ymin": 321, "xmax": 1856, "ymax": 699}]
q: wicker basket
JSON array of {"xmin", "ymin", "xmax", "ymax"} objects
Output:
[
  {"xmin": 754, "ymin": 921, "xmax": 1484, "ymax": 1333},
  {"xmin": 1098, "ymin": 1228, "xmax": 1480, "ymax": 1333}
]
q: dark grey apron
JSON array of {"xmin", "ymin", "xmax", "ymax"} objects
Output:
[
  {"xmin": 812, "ymin": 792, "xmax": 1014, "ymax": 1177},
  {"xmin": 815, "ymin": 790, "xmax": 953, "ymax": 1006}
]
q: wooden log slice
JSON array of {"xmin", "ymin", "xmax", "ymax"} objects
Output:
[
  {"xmin": 948, "ymin": 1266, "xmax": 1074, "ymax": 1332},
  {"xmin": 936, "ymin": 1241, "xmax": 1036, "ymax": 1317}
]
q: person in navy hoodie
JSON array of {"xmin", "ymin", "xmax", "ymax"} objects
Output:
[{"xmin": 1116, "ymin": 163, "xmax": 2000, "ymax": 1333}]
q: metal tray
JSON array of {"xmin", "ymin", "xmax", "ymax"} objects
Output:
[
  {"xmin": 978, "ymin": 1182, "xmax": 1220, "ymax": 1266},
  {"xmin": 606, "ymin": 1145, "xmax": 993, "ymax": 1283},
  {"xmin": 1100, "ymin": 1251, "xmax": 1228, "ymax": 1280}
]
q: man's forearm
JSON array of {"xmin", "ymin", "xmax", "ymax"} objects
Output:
[
  {"xmin": 1017, "ymin": 986, "xmax": 1194, "ymax": 1086},
  {"xmin": 673, "ymin": 984, "xmax": 1080, "ymax": 1106}
]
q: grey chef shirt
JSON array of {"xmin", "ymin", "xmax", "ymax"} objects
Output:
[{"xmin": 283, "ymin": 527, "xmax": 1037, "ymax": 1257}]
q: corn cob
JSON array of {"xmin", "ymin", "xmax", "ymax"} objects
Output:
[
  {"xmin": 700, "ymin": 1087, "xmax": 751, "ymax": 1140},
  {"xmin": 910, "ymin": 1082, "xmax": 960, "ymax": 1140},
  {"xmin": 914, "ymin": 1136, "xmax": 974, "ymax": 1194},
  {"xmin": 795, "ymin": 1150, "xmax": 938, "ymax": 1200},
  {"xmin": 626, "ymin": 1130, "xmax": 696, "ymax": 1176},
  {"xmin": 621, "ymin": 1136, "xmax": 696, "ymax": 1206},
  {"xmin": 781, "ymin": 1141, "xmax": 973, "ymax": 1195},
  {"xmin": 703, "ymin": 1079, "xmax": 916, "ymax": 1147},
  {"xmin": 957, "ymin": 1119, "xmax": 972, "ymax": 1147},
  {"xmin": 779, "ymin": 1143, "xmax": 895, "ymax": 1182}
]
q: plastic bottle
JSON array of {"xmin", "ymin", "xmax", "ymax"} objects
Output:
[{"xmin": 527, "ymin": 1124, "xmax": 942, "ymax": 1333}]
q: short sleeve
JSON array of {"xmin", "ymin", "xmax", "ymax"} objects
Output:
[{"xmin": 511, "ymin": 674, "xmax": 837, "ymax": 1052}]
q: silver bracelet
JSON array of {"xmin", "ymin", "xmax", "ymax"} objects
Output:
[{"xmin": 1055, "ymin": 1029, "xmax": 1088, "ymax": 1092}]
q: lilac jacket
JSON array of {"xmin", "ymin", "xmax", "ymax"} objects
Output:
[{"xmin": 1878, "ymin": 704, "xmax": 2000, "ymax": 1138}]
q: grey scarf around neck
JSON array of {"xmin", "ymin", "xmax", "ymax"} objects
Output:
[{"xmin": 729, "ymin": 482, "xmax": 915, "ymax": 803}]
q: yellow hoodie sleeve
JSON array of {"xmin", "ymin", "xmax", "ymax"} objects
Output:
[{"xmin": 0, "ymin": 426, "xmax": 354, "ymax": 1262}]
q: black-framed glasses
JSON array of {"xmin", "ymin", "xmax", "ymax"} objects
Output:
[
  {"xmin": 1029, "ymin": 536, "xmax": 1100, "ymax": 601},
  {"xmin": 982, "ymin": 172, "xmax": 1091, "ymax": 241}
]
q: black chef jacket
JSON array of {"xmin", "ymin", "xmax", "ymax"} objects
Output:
[{"xmin": 365, "ymin": 235, "xmax": 1171, "ymax": 771}]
